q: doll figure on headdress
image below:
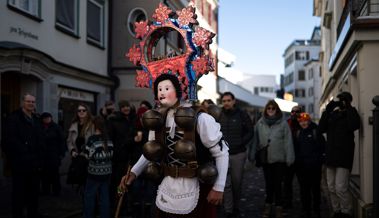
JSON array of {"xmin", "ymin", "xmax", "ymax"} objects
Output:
[{"xmin": 119, "ymin": 73, "xmax": 229, "ymax": 218}]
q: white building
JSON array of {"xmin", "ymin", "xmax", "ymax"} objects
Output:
[
  {"xmin": 303, "ymin": 59, "xmax": 322, "ymax": 120},
  {"xmin": 0, "ymin": 0, "xmax": 113, "ymax": 132},
  {"xmin": 238, "ymin": 74, "xmax": 279, "ymax": 99},
  {"xmin": 282, "ymin": 26, "xmax": 321, "ymax": 116}
]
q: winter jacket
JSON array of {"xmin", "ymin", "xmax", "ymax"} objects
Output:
[
  {"xmin": 318, "ymin": 106, "xmax": 360, "ymax": 170},
  {"xmin": 3, "ymin": 108, "xmax": 44, "ymax": 170},
  {"xmin": 41, "ymin": 121, "xmax": 65, "ymax": 167},
  {"xmin": 107, "ymin": 112, "xmax": 136, "ymax": 163},
  {"xmin": 294, "ymin": 122, "xmax": 325, "ymax": 167},
  {"xmin": 251, "ymin": 117, "xmax": 295, "ymax": 166},
  {"xmin": 219, "ymin": 107, "xmax": 254, "ymax": 155}
]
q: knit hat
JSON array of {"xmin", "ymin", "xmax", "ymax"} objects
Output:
[
  {"xmin": 41, "ymin": 112, "xmax": 52, "ymax": 119},
  {"xmin": 297, "ymin": 112, "xmax": 311, "ymax": 122}
]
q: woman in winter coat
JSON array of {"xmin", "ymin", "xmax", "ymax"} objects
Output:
[
  {"xmin": 250, "ymin": 100, "xmax": 295, "ymax": 218},
  {"xmin": 294, "ymin": 113, "xmax": 325, "ymax": 218},
  {"xmin": 67, "ymin": 103, "xmax": 95, "ymax": 157}
]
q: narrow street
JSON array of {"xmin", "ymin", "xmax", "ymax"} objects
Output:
[{"xmin": 0, "ymin": 160, "xmax": 331, "ymax": 218}]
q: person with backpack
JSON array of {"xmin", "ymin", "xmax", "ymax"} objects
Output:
[
  {"xmin": 119, "ymin": 74, "xmax": 229, "ymax": 218},
  {"xmin": 294, "ymin": 113, "xmax": 325, "ymax": 218}
]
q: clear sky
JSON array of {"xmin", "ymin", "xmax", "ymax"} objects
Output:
[{"xmin": 219, "ymin": 0, "xmax": 320, "ymax": 81}]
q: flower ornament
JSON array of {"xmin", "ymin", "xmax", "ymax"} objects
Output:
[
  {"xmin": 177, "ymin": 6, "xmax": 198, "ymax": 27},
  {"xmin": 193, "ymin": 27, "xmax": 215, "ymax": 49},
  {"xmin": 192, "ymin": 56, "xmax": 211, "ymax": 77},
  {"xmin": 135, "ymin": 70, "xmax": 150, "ymax": 88},
  {"xmin": 152, "ymin": 3, "xmax": 172, "ymax": 23},
  {"xmin": 134, "ymin": 20, "xmax": 149, "ymax": 39},
  {"xmin": 126, "ymin": 44, "xmax": 141, "ymax": 65}
]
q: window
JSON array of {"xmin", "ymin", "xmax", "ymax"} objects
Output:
[
  {"xmin": 56, "ymin": 0, "xmax": 79, "ymax": 36},
  {"xmin": 254, "ymin": 87, "xmax": 259, "ymax": 95},
  {"xmin": 298, "ymin": 70, "xmax": 305, "ymax": 81},
  {"xmin": 295, "ymin": 89, "xmax": 305, "ymax": 97},
  {"xmin": 285, "ymin": 53, "xmax": 294, "ymax": 67},
  {"xmin": 295, "ymin": 51, "xmax": 309, "ymax": 60},
  {"xmin": 308, "ymin": 68, "xmax": 314, "ymax": 79},
  {"xmin": 87, "ymin": 0, "xmax": 105, "ymax": 47},
  {"xmin": 309, "ymin": 103, "xmax": 314, "ymax": 113},
  {"xmin": 260, "ymin": 87, "xmax": 264, "ymax": 92},
  {"xmin": 308, "ymin": 87, "xmax": 314, "ymax": 97},
  {"xmin": 8, "ymin": 0, "xmax": 41, "ymax": 20},
  {"xmin": 127, "ymin": 8, "xmax": 147, "ymax": 36}
]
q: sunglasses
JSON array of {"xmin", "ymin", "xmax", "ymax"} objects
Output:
[
  {"xmin": 77, "ymin": 109, "xmax": 87, "ymax": 113},
  {"xmin": 267, "ymin": 107, "xmax": 276, "ymax": 111},
  {"xmin": 291, "ymin": 110, "xmax": 300, "ymax": 113}
]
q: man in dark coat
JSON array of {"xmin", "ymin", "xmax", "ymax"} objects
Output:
[
  {"xmin": 219, "ymin": 92, "xmax": 254, "ymax": 218},
  {"xmin": 107, "ymin": 100, "xmax": 138, "ymax": 215},
  {"xmin": 3, "ymin": 93, "xmax": 44, "ymax": 218},
  {"xmin": 40, "ymin": 112, "xmax": 65, "ymax": 196},
  {"xmin": 318, "ymin": 91, "xmax": 360, "ymax": 218}
]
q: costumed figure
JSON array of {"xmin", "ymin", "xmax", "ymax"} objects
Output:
[{"xmin": 118, "ymin": 3, "xmax": 229, "ymax": 218}]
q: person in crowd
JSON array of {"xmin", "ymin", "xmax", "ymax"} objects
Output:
[
  {"xmin": 99, "ymin": 100, "xmax": 116, "ymax": 119},
  {"xmin": 250, "ymin": 100, "xmax": 294, "ymax": 218},
  {"xmin": 201, "ymin": 99, "xmax": 215, "ymax": 109},
  {"xmin": 107, "ymin": 100, "xmax": 138, "ymax": 216},
  {"xmin": 283, "ymin": 105, "xmax": 302, "ymax": 209},
  {"xmin": 318, "ymin": 91, "xmax": 360, "ymax": 218},
  {"xmin": 219, "ymin": 92, "xmax": 254, "ymax": 218},
  {"xmin": 139, "ymin": 100, "xmax": 153, "ymax": 110},
  {"xmin": 67, "ymin": 103, "xmax": 95, "ymax": 156},
  {"xmin": 40, "ymin": 112, "xmax": 65, "ymax": 196},
  {"xmin": 3, "ymin": 93, "xmax": 44, "ymax": 218},
  {"xmin": 119, "ymin": 74, "xmax": 229, "ymax": 218},
  {"xmin": 294, "ymin": 113, "xmax": 325, "ymax": 218},
  {"xmin": 82, "ymin": 116, "xmax": 114, "ymax": 218},
  {"xmin": 128, "ymin": 101, "xmax": 157, "ymax": 218}
]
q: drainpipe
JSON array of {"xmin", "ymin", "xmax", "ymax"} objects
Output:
[
  {"xmin": 107, "ymin": 0, "xmax": 120, "ymax": 100},
  {"xmin": 372, "ymin": 96, "xmax": 379, "ymax": 218}
]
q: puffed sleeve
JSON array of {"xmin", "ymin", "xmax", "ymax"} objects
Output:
[{"xmin": 197, "ymin": 113, "xmax": 229, "ymax": 192}]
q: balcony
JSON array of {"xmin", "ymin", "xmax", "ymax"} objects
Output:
[{"xmin": 337, "ymin": 0, "xmax": 379, "ymax": 39}]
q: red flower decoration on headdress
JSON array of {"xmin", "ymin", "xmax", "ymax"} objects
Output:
[
  {"xmin": 134, "ymin": 20, "xmax": 149, "ymax": 39},
  {"xmin": 135, "ymin": 70, "xmax": 150, "ymax": 88},
  {"xmin": 193, "ymin": 27, "xmax": 215, "ymax": 49},
  {"xmin": 126, "ymin": 44, "xmax": 141, "ymax": 66},
  {"xmin": 152, "ymin": 3, "xmax": 172, "ymax": 23},
  {"xmin": 192, "ymin": 56, "xmax": 212, "ymax": 77},
  {"xmin": 177, "ymin": 6, "xmax": 198, "ymax": 27}
]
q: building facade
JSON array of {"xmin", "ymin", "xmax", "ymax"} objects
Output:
[
  {"xmin": 282, "ymin": 27, "xmax": 321, "ymax": 115},
  {"xmin": 238, "ymin": 74, "xmax": 279, "ymax": 99},
  {"xmin": 0, "ymin": 0, "xmax": 113, "ymax": 134},
  {"xmin": 314, "ymin": 0, "xmax": 379, "ymax": 217}
]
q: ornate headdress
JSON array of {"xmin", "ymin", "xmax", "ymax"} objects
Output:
[{"xmin": 126, "ymin": 3, "xmax": 216, "ymax": 100}]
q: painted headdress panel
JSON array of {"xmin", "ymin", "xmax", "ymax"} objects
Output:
[{"xmin": 126, "ymin": 3, "xmax": 215, "ymax": 100}]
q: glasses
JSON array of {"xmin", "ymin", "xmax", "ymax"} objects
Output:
[
  {"xmin": 77, "ymin": 109, "xmax": 87, "ymax": 113},
  {"xmin": 267, "ymin": 107, "xmax": 276, "ymax": 111},
  {"xmin": 291, "ymin": 110, "xmax": 300, "ymax": 113}
]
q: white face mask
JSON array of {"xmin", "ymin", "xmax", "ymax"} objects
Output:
[{"xmin": 157, "ymin": 80, "xmax": 178, "ymax": 107}]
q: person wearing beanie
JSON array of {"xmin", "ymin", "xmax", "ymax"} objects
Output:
[
  {"xmin": 294, "ymin": 113, "xmax": 325, "ymax": 218},
  {"xmin": 119, "ymin": 73, "xmax": 229, "ymax": 218},
  {"xmin": 319, "ymin": 91, "xmax": 360, "ymax": 218}
]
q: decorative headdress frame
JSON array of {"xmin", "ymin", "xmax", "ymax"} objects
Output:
[{"xmin": 126, "ymin": 3, "xmax": 215, "ymax": 100}]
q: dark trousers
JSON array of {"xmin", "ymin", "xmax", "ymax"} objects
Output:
[
  {"xmin": 41, "ymin": 164, "xmax": 61, "ymax": 195},
  {"xmin": 11, "ymin": 168, "xmax": 40, "ymax": 218},
  {"xmin": 283, "ymin": 164, "xmax": 296, "ymax": 206},
  {"xmin": 295, "ymin": 164, "xmax": 322, "ymax": 212},
  {"xmin": 263, "ymin": 162, "xmax": 286, "ymax": 206}
]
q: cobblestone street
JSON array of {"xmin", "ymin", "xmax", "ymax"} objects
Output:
[{"xmin": 0, "ymin": 160, "xmax": 332, "ymax": 218}]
